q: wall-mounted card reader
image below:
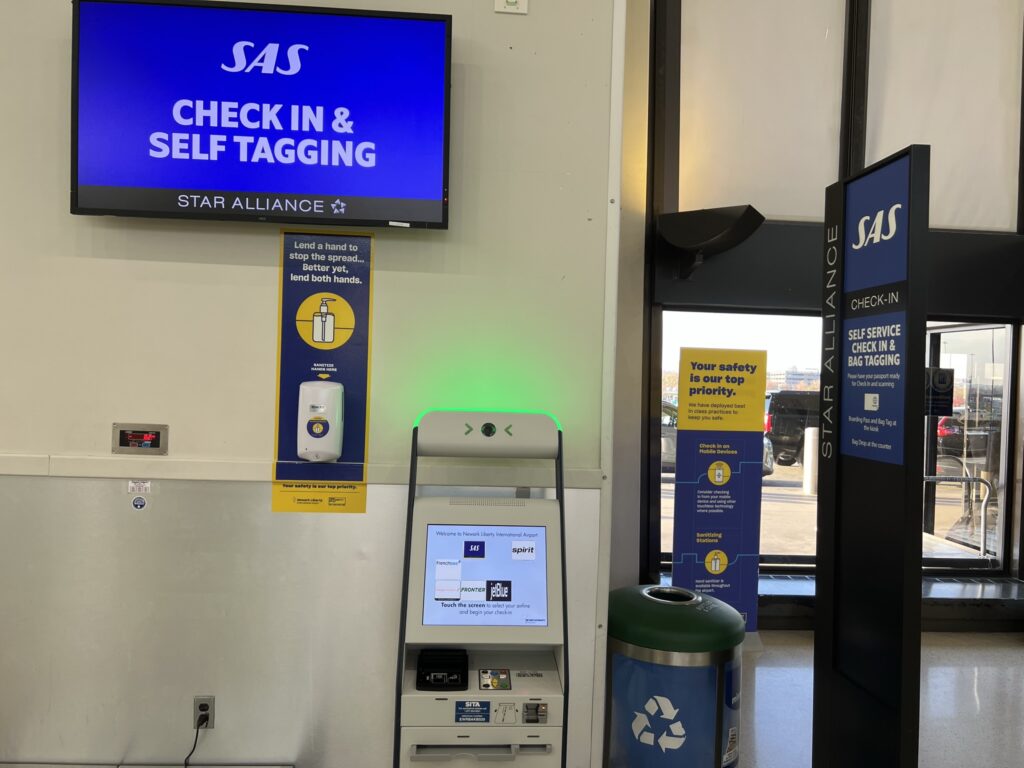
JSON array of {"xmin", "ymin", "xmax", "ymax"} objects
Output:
[
  {"xmin": 112, "ymin": 423, "xmax": 168, "ymax": 455},
  {"xmin": 416, "ymin": 649, "xmax": 468, "ymax": 691},
  {"xmin": 523, "ymin": 702, "xmax": 548, "ymax": 724}
]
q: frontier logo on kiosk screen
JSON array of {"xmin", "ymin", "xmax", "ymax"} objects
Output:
[{"xmin": 486, "ymin": 580, "xmax": 512, "ymax": 602}]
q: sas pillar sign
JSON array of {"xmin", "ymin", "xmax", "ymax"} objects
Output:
[
  {"xmin": 272, "ymin": 231, "xmax": 373, "ymax": 512},
  {"xmin": 813, "ymin": 146, "xmax": 928, "ymax": 768},
  {"xmin": 672, "ymin": 348, "xmax": 767, "ymax": 631},
  {"xmin": 840, "ymin": 156, "xmax": 910, "ymax": 464}
]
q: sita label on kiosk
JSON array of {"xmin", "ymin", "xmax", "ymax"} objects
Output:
[{"xmin": 394, "ymin": 411, "xmax": 568, "ymax": 767}]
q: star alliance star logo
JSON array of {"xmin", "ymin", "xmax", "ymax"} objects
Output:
[{"xmin": 331, "ymin": 199, "xmax": 347, "ymax": 215}]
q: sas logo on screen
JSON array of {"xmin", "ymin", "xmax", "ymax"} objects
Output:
[
  {"xmin": 511, "ymin": 542, "xmax": 536, "ymax": 560},
  {"xmin": 464, "ymin": 541, "xmax": 486, "ymax": 558},
  {"xmin": 851, "ymin": 203, "xmax": 902, "ymax": 250},
  {"xmin": 486, "ymin": 580, "xmax": 512, "ymax": 602},
  {"xmin": 221, "ymin": 42, "xmax": 309, "ymax": 76}
]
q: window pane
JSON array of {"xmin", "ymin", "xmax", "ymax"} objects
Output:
[
  {"xmin": 661, "ymin": 312, "xmax": 822, "ymax": 559},
  {"xmin": 678, "ymin": 0, "xmax": 845, "ymax": 219},
  {"xmin": 924, "ymin": 323, "xmax": 1011, "ymax": 564},
  {"xmin": 866, "ymin": 0, "xmax": 1024, "ymax": 231}
]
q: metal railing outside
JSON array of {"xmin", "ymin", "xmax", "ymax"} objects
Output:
[{"xmin": 923, "ymin": 473, "xmax": 995, "ymax": 557}]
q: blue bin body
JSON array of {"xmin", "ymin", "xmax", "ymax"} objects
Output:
[
  {"xmin": 608, "ymin": 645, "xmax": 740, "ymax": 767},
  {"xmin": 607, "ymin": 586, "xmax": 744, "ymax": 768}
]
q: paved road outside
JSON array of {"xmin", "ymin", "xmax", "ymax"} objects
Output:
[{"xmin": 660, "ymin": 463, "xmax": 996, "ymax": 558}]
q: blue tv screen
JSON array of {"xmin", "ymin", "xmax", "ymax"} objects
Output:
[{"xmin": 72, "ymin": 0, "xmax": 451, "ymax": 228}]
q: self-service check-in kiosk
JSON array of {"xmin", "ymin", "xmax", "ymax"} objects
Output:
[{"xmin": 394, "ymin": 411, "xmax": 568, "ymax": 767}]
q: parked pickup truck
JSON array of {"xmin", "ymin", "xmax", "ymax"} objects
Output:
[
  {"xmin": 764, "ymin": 390, "xmax": 819, "ymax": 466},
  {"xmin": 662, "ymin": 401, "xmax": 774, "ymax": 476}
]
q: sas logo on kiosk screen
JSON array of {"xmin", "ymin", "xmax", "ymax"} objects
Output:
[{"xmin": 464, "ymin": 541, "xmax": 485, "ymax": 558}]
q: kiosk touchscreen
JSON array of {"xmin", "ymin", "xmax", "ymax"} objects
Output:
[
  {"xmin": 394, "ymin": 411, "xmax": 568, "ymax": 768},
  {"xmin": 423, "ymin": 524, "xmax": 548, "ymax": 627}
]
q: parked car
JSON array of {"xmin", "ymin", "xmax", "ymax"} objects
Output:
[
  {"xmin": 661, "ymin": 401, "xmax": 774, "ymax": 476},
  {"xmin": 761, "ymin": 436, "xmax": 775, "ymax": 476},
  {"xmin": 661, "ymin": 401, "xmax": 678, "ymax": 472},
  {"xmin": 936, "ymin": 407, "xmax": 1001, "ymax": 459},
  {"xmin": 764, "ymin": 390, "xmax": 819, "ymax": 466}
]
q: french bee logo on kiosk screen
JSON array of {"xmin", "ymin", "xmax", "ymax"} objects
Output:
[{"xmin": 423, "ymin": 525, "xmax": 548, "ymax": 627}]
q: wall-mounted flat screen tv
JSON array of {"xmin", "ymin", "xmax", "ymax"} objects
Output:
[{"xmin": 72, "ymin": 0, "xmax": 451, "ymax": 228}]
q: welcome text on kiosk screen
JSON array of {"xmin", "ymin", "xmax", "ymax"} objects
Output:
[{"xmin": 423, "ymin": 525, "xmax": 548, "ymax": 627}]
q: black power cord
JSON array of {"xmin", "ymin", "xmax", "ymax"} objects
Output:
[{"xmin": 184, "ymin": 712, "xmax": 209, "ymax": 768}]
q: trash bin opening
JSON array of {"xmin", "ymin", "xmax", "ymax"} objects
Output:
[{"xmin": 641, "ymin": 586, "xmax": 702, "ymax": 605}]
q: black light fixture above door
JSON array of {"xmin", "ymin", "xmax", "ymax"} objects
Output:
[{"xmin": 656, "ymin": 205, "xmax": 765, "ymax": 279}]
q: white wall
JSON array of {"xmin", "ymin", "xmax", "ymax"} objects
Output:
[
  {"xmin": 0, "ymin": 1, "xmax": 625, "ymax": 766},
  {"xmin": 609, "ymin": 0, "xmax": 650, "ymax": 590},
  {"xmin": 867, "ymin": 0, "xmax": 1024, "ymax": 231},
  {"xmin": 0, "ymin": 0, "xmax": 615, "ymax": 484},
  {"xmin": 678, "ymin": 0, "xmax": 845, "ymax": 221},
  {"xmin": 674, "ymin": 0, "xmax": 1024, "ymax": 230}
]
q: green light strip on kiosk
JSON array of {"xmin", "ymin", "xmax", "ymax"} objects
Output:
[{"xmin": 413, "ymin": 408, "xmax": 563, "ymax": 431}]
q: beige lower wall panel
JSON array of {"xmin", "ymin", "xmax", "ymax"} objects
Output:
[{"xmin": 0, "ymin": 478, "xmax": 601, "ymax": 767}]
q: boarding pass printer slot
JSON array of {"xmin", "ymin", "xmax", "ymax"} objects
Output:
[{"xmin": 410, "ymin": 743, "xmax": 553, "ymax": 762}]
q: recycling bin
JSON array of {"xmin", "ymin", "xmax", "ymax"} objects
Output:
[{"xmin": 608, "ymin": 585, "xmax": 745, "ymax": 767}]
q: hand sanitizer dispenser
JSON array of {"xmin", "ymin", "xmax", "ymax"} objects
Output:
[{"xmin": 297, "ymin": 381, "xmax": 344, "ymax": 462}]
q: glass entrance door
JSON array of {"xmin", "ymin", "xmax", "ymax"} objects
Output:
[{"xmin": 923, "ymin": 323, "xmax": 1012, "ymax": 567}]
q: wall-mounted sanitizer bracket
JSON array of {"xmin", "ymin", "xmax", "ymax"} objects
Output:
[{"xmin": 394, "ymin": 411, "xmax": 568, "ymax": 768}]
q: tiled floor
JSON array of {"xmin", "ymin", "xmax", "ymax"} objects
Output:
[{"xmin": 741, "ymin": 631, "xmax": 1024, "ymax": 767}]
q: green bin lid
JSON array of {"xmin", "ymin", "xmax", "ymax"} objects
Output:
[{"xmin": 608, "ymin": 585, "xmax": 745, "ymax": 653}]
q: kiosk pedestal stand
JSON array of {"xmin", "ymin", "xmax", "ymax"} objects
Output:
[{"xmin": 394, "ymin": 411, "xmax": 568, "ymax": 767}]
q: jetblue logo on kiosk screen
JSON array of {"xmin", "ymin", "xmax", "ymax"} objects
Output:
[
  {"xmin": 464, "ymin": 541, "xmax": 485, "ymax": 558},
  {"xmin": 486, "ymin": 580, "xmax": 512, "ymax": 602}
]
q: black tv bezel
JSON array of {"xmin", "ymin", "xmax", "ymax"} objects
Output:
[{"xmin": 71, "ymin": 0, "xmax": 452, "ymax": 230}]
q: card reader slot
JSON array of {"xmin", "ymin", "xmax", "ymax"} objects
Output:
[
  {"xmin": 410, "ymin": 744, "xmax": 552, "ymax": 762},
  {"xmin": 516, "ymin": 744, "xmax": 552, "ymax": 755}
]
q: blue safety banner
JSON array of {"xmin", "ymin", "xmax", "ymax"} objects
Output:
[{"xmin": 672, "ymin": 348, "xmax": 767, "ymax": 631}]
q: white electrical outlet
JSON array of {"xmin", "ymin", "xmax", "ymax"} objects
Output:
[
  {"xmin": 193, "ymin": 695, "xmax": 215, "ymax": 728},
  {"xmin": 495, "ymin": 0, "xmax": 528, "ymax": 15}
]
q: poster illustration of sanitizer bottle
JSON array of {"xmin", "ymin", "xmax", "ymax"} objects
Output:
[{"xmin": 272, "ymin": 231, "xmax": 373, "ymax": 513}]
